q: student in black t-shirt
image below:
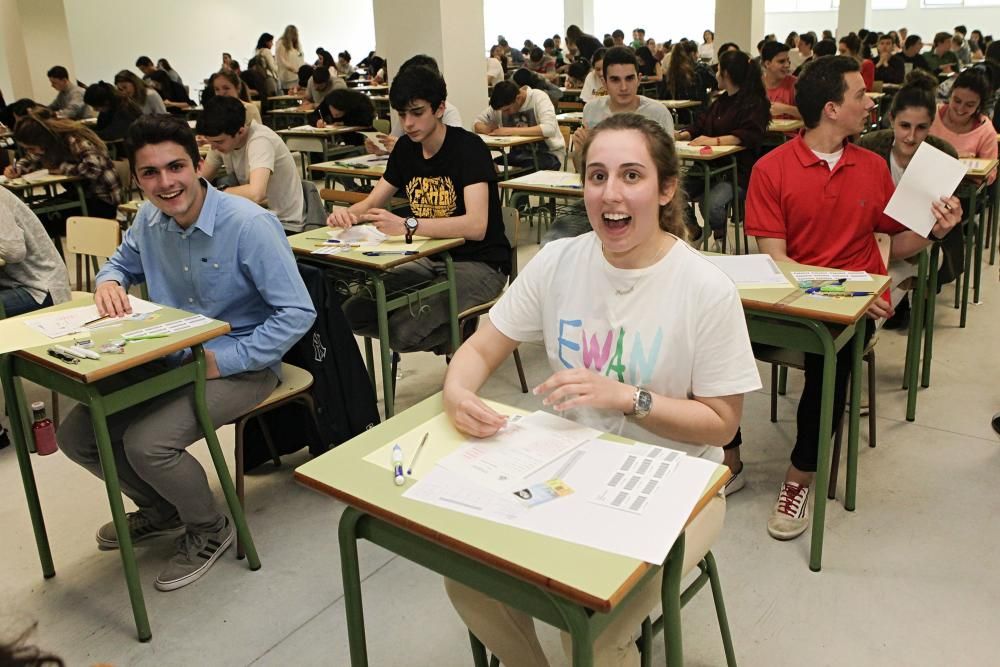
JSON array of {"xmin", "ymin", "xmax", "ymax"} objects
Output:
[{"xmin": 327, "ymin": 66, "xmax": 510, "ymax": 355}]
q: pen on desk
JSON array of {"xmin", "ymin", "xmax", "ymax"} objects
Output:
[
  {"xmin": 363, "ymin": 250, "xmax": 418, "ymax": 256},
  {"xmin": 813, "ymin": 291, "xmax": 875, "ymax": 297},
  {"xmin": 392, "ymin": 444, "xmax": 405, "ymax": 486},
  {"xmin": 123, "ymin": 333, "xmax": 170, "ymax": 340},
  {"xmin": 407, "ymin": 432, "xmax": 429, "ymax": 476}
]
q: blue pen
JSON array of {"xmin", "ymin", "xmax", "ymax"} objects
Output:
[
  {"xmin": 364, "ymin": 250, "xmax": 418, "ymax": 256},
  {"xmin": 392, "ymin": 444, "xmax": 405, "ymax": 486},
  {"xmin": 815, "ymin": 291, "xmax": 875, "ymax": 297}
]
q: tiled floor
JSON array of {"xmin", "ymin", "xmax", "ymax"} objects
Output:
[{"xmin": 2, "ymin": 237, "xmax": 998, "ymax": 666}]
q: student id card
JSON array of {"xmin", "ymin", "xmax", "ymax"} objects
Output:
[{"xmin": 512, "ymin": 479, "xmax": 574, "ymax": 508}]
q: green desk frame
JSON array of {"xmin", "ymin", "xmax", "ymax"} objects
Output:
[
  {"xmin": 679, "ymin": 152, "xmax": 744, "ymax": 254},
  {"xmin": 3, "ymin": 177, "xmax": 89, "ymax": 218},
  {"xmin": 1, "ymin": 308, "xmax": 261, "ymax": 641}
]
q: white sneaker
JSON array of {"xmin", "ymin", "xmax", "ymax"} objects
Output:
[
  {"xmin": 767, "ymin": 482, "xmax": 810, "ymax": 540},
  {"xmin": 723, "ymin": 462, "xmax": 746, "ymax": 497},
  {"xmin": 710, "ymin": 237, "xmax": 724, "ymax": 253}
]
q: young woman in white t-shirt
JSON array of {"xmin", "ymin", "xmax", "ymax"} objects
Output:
[{"xmin": 442, "ymin": 112, "xmax": 761, "ymax": 667}]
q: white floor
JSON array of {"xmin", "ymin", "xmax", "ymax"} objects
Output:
[{"xmin": 2, "ymin": 238, "xmax": 998, "ymax": 666}]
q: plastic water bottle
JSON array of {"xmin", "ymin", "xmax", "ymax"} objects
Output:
[{"xmin": 31, "ymin": 401, "xmax": 58, "ymax": 456}]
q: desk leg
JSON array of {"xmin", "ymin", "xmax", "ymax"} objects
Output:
[
  {"xmin": 445, "ymin": 253, "xmax": 460, "ymax": 354},
  {"xmin": 974, "ymin": 203, "xmax": 985, "ymax": 304},
  {"xmin": 730, "ymin": 160, "xmax": 742, "ymax": 255},
  {"xmin": 989, "ymin": 182, "xmax": 999, "ymax": 266},
  {"xmin": 701, "ymin": 166, "xmax": 710, "ymax": 251},
  {"xmin": 339, "ymin": 508, "xmax": 370, "ymax": 667},
  {"xmin": 373, "ymin": 276, "xmax": 394, "ymax": 418},
  {"xmin": 845, "ymin": 321, "xmax": 865, "ymax": 511},
  {"xmin": 86, "ymin": 393, "xmax": 151, "ymax": 642},
  {"xmin": 190, "ymin": 346, "xmax": 261, "ymax": 570},
  {"xmin": 905, "ymin": 252, "xmax": 928, "ymax": 421},
  {"xmin": 960, "ymin": 191, "xmax": 977, "ymax": 327},
  {"xmin": 921, "ymin": 246, "xmax": 939, "ymax": 389},
  {"xmin": 468, "ymin": 632, "xmax": 490, "ymax": 667},
  {"xmin": 808, "ymin": 324, "xmax": 837, "ymax": 572},
  {"xmin": 661, "ymin": 533, "xmax": 686, "ymax": 666},
  {"xmin": 560, "ymin": 602, "xmax": 594, "ymax": 667},
  {"xmin": 0, "ymin": 355, "xmax": 55, "ymax": 579},
  {"xmin": 363, "ymin": 337, "xmax": 377, "ymax": 391},
  {"xmin": 74, "ymin": 182, "xmax": 89, "ymax": 216}
]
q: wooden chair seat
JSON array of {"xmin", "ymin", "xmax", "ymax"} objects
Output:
[{"xmin": 252, "ymin": 363, "xmax": 314, "ymax": 411}]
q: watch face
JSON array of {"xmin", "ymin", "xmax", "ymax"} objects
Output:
[
  {"xmin": 405, "ymin": 217, "xmax": 418, "ymax": 230},
  {"xmin": 637, "ymin": 389, "xmax": 652, "ymax": 414}
]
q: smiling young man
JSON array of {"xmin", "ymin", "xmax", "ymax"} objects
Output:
[
  {"xmin": 197, "ymin": 96, "xmax": 303, "ymax": 231},
  {"xmin": 761, "ymin": 41, "xmax": 802, "ymax": 120},
  {"xmin": 326, "ymin": 65, "xmax": 509, "ymax": 354},
  {"xmin": 57, "ymin": 114, "xmax": 315, "ymax": 591},
  {"xmin": 743, "ymin": 56, "xmax": 962, "ymax": 540}
]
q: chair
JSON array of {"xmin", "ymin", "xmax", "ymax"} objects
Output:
[
  {"xmin": 232, "ymin": 362, "xmax": 322, "ymax": 558},
  {"xmin": 281, "ymin": 179, "xmax": 326, "ymax": 234},
  {"xmin": 113, "ymin": 159, "xmax": 132, "ymax": 204},
  {"xmin": 453, "ymin": 206, "xmax": 529, "ymax": 393},
  {"xmin": 372, "ymin": 118, "xmax": 390, "ymax": 134},
  {"xmin": 65, "ymin": 217, "xmax": 121, "ymax": 292}
]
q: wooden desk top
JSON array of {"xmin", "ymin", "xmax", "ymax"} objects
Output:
[
  {"xmin": 294, "ymin": 392, "xmax": 728, "ymax": 611},
  {"xmin": 661, "ymin": 99, "xmax": 702, "ymax": 110},
  {"xmin": 353, "ymin": 85, "xmax": 389, "ymax": 93},
  {"xmin": 675, "ymin": 142, "xmax": 745, "ymax": 161},
  {"xmin": 269, "ymin": 106, "xmax": 313, "ymax": 115},
  {"xmin": 267, "ymin": 94, "xmax": 300, "ymax": 102},
  {"xmin": 961, "ymin": 157, "xmax": 999, "ymax": 178},
  {"xmin": 556, "ymin": 112, "xmax": 583, "ymax": 124},
  {"xmin": 277, "ymin": 125, "xmax": 367, "ymax": 138},
  {"xmin": 9, "ymin": 296, "xmax": 230, "ymax": 383},
  {"xmin": 768, "ymin": 119, "xmax": 804, "ymax": 133},
  {"xmin": 0, "ymin": 174, "xmax": 81, "ymax": 192},
  {"xmin": 738, "ymin": 259, "xmax": 891, "ymax": 325},
  {"xmin": 286, "ymin": 229, "xmax": 465, "ymax": 270},
  {"xmin": 309, "ymin": 157, "xmax": 387, "ymax": 178},
  {"xmin": 498, "ymin": 170, "xmax": 582, "ymax": 197},
  {"xmin": 477, "ymin": 134, "xmax": 546, "ymax": 150}
]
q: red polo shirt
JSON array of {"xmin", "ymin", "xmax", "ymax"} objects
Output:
[{"xmin": 745, "ymin": 134, "xmax": 906, "ymax": 276}]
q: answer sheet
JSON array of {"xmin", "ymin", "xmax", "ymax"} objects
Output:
[
  {"xmin": 704, "ymin": 254, "xmax": 793, "ymax": 288},
  {"xmin": 884, "ymin": 142, "xmax": 967, "ymax": 237}
]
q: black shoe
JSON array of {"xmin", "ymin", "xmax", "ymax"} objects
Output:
[
  {"xmin": 883, "ymin": 296, "xmax": 910, "ymax": 331},
  {"xmin": 993, "ymin": 413, "xmax": 1000, "ymax": 436},
  {"xmin": 0, "ymin": 426, "xmax": 8, "ymax": 450}
]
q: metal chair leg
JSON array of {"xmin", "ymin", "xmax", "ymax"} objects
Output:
[
  {"xmin": 867, "ymin": 350, "xmax": 877, "ymax": 449},
  {"xmin": 704, "ymin": 552, "xmax": 738, "ymax": 667},
  {"xmin": 769, "ymin": 364, "xmax": 778, "ymax": 423},
  {"xmin": 234, "ymin": 418, "xmax": 248, "ymax": 560},
  {"xmin": 512, "ymin": 349, "xmax": 529, "ymax": 394},
  {"xmin": 828, "ymin": 410, "xmax": 845, "ymax": 500}
]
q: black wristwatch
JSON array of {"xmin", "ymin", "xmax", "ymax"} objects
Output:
[
  {"xmin": 404, "ymin": 217, "xmax": 419, "ymax": 243},
  {"xmin": 629, "ymin": 387, "xmax": 652, "ymax": 420}
]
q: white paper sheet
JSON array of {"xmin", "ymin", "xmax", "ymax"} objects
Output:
[
  {"xmin": 790, "ymin": 270, "xmax": 872, "ymax": 283},
  {"xmin": 704, "ymin": 254, "xmax": 793, "ymax": 289},
  {"xmin": 435, "ymin": 411, "xmax": 600, "ymax": 493},
  {"xmin": 512, "ymin": 171, "xmax": 582, "ymax": 189},
  {"xmin": 332, "ymin": 153, "xmax": 390, "ymax": 168},
  {"xmin": 405, "ymin": 438, "xmax": 717, "ymax": 564},
  {"xmin": 24, "ymin": 296, "xmax": 161, "ymax": 339},
  {"xmin": 591, "ymin": 444, "xmax": 683, "ymax": 514},
  {"xmin": 884, "ymin": 142, "xmax": 967, "ymax": 237},
  {"xmin": 121, "ymin": 315, "xmax": 211, "ymax": 339}
]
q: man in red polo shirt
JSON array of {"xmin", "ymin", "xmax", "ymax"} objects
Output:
[{"xmin": 742, "ymin": 55, "xmax": 962, "ymax": 541}]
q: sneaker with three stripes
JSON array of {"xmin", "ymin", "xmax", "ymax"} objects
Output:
[
  {"xmin": 154, "ymin": 518, "xmax": 234, "ymax": 591},
  {"xmin": 95, "ymin": 510, "xmax": 184, "ymax": 550}
]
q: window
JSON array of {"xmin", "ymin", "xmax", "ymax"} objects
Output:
[
  {"xmin": 923, "ymin": 0, "xmax": 999, "ymax": 5},
  {"xmin": 871, "ymin": 0, "xmax": 908, "ymax": 8},
  {"xmin": 766, "ymin": 0, "xmax": 838, "ymax": 11}
]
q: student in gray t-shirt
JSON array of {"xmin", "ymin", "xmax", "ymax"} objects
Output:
[
  {"xmin": 0, "ymin": 187, "xmax": 70, "ymax": 317},
  {"xmin": 47, "ymin": 65, "xmax": 94, "ymax": 120},
  {"xmin": 197, "ymin": 96, "xmax": 304, "ymax": 229}
]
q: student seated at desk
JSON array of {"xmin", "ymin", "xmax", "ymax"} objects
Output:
[
  {"xmin": 209, "ymin": 70, "xmax": 262, "ymax": 126},
  {"xmin": 301, "ymin": 67, "xmax": 347, "ymax": 112},
  {"xmin": 744, "ymin": 56, "xmax": 962, "ymax": 541},
  {"xmin": 442, "ymin": 113, "xmax": 762, "ymax": 667},
  {"xmin": 4, "ymin": 110, "xmax": 122, "ymax": 238},
  {"xmin": 47, "ymin": 65, "xmax": 94, "ymax": 120},
  {"xmin": 929, "ymin": 67, "xmax": 997, "ymax": 183},
  {"xmin": 57, "ymin": 114, "xmax": 315, "ymax": 591},
  {"xmin": 578, "ymin": 48, "xmax": 607, "ymax": 103},
  {"xmin": 761, "ymin": 41, "xmax": 802, "ymax": 120},
  {"xmin": 474, "ymin": 80, "xmax": 565, "ymax": 170},
  {"xmin": 839, "ymin": 34, "xmax": 876, "ymax": 91},
  {"xmin": 924, "ymin": 32, "xmax": 960, "ymax": 75},
  {"xmin": 857, "ymin": 73, "xmax": 963, "ymax": 327},
  {"xmin": 366, "ymin": 54, "xmax": 463, "ymax": 156},
  {"xmin": 872, "ymin": 33, "xmax": 906, "ymax": 85},
  {"xmin": 197, "ymin": 97, "xmax": 304, "ymax": 230},
  {"xmin": 146, "ymin": 70, "xmax": 193, "ymax": 112},
  {"xmin": 315, "ymin": 89, "xmax": 374, "ymax": 143},
  {"xmin": 899, "ymin": 34, "xmax": 932, "ymax": 73},
  {"xmin": 674, "ymin": 50, "xmax": 770, "ymax": 247},
  {"xmin": 115, "ymin": 70, "xmax": 167, "ymax": 116},
  {"xmin": 83, "ymin": 81, "xmax": 142, "ymax": 142},
  {"xmin": 0, "ymin": 186, "xmax": 70, "ymax": 316},
  {"xmin": 326, "ymin": 65, "xmax": 510, "ymax": 355}
]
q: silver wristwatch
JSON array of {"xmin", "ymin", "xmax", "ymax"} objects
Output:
[{"xmin": 630, "ymin": 387, "xmax": 652, "ymax": 419}]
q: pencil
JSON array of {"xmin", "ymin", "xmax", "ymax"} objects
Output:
[{"xmin": 406, "ymin": 432, "xmax": 429, "ymax": 476}]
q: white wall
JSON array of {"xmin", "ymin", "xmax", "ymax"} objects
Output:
[
  {"xmin": 592, "ymin": 2, "xmax": 715, "ymax": 45},
  {"xmin": 483, "ymin": 0, "xmax": 564, "ymax": 53},
  {"xmin": 766, "ymin": 1, "xmax": 1000, "ymax": 45},
  {"xmin": 63, "ymin": 0, "xmax": 375, "ymax": 98}
]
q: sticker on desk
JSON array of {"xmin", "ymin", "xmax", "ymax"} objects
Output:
[
  {"xmin": 513, "ymin": 478, "xmax": 574, "ymax": 508},
  {"xmin": 790, "ymin": 271, "xmax": 872, "ymax": 283},
  {"xmin": 122, "ymin": 315, "xmax": 212, "ymax": 339},
  {"xmin": 592, "ymin": 445, "xmax": 683, "ymax": 515}
]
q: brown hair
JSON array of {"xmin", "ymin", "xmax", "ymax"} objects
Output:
[
  {"xmin": 210, "ymin": 69, "xmax": 250, "ymax": 102},
  {"xmin": 581, "ymin": 112, "xmax": 688, "ymax": 240},
  {"xmin": 13, "ymin": 109, "xmax": 107, "ymax": 168},
  {"xmin": 666, "ymin": 43, "xmax": 695, "ymax": 99}
]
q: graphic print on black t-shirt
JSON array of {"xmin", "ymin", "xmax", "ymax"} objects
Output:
[
  {"xmin": 503, "ymin": 108, "xmax": 537, "ymax": 129},
  {"xmin": 405, "ymin": 176, "xmax": 458, "ymax": 218}
]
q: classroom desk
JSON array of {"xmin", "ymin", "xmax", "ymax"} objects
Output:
[
  {"xmin": 558, "ymin": 87, "xmax": 582, "ymax": 98},
  {"xmin": 0, "ymin": 297, "xmax": 261, "ymax": 641},
  {"xmin": 352, "ymin": 85, "xmax": 389, "ymax": 94},
  {"xmin": 293, "ymin": 393, "xmax": 730, "ymax": 667},
  {"xmin": 661, "ymin": 99, "xmax": 701, "ymax": 126},
  {"xmin": 676, "ymin": 144, "xmax": 746, "ymax": 253},
  {"xmin": 267, "ymin": 94, "xmax": 301, "ymax": 110},
  {"xmin": 285, "ymin": 231, "xmax": 464, "ymax": 419},
  {"xmin": 309, "ymin": 157, "xmax": 388, "ymax": 190},
  {"xmin": 498, "ymin": 171, "xmax": 583, "ymax": 242},
  {"xmin": 742, "ymin": 261, "xmax": 890, "ymax": 570},
  {"xmin": 268, "ymin": 105, "xmax": 315, "ymax": 130},
  {"xmin": 276, "ymin": 125, "xmax": 367, "ymax": 175},
  {"xmin": 767, "ymin": 118, "xmax": 804, "ymax": 134},
  {"xmin": 556, "ymin": 111, "xmax": 583, "ymax": 129},
  {"xmin": 477, "ymin": 134, "xmax": 545, "ymax": 180},
  {"xmin": 369, "ymin": 95, "xmax": 390, "ymax": 118},
  {"xmin": 0, "ymin": 174, "xmax": 89, "ymax": 218},
  {"xmin": 954, "ymin": 158, "xmax": 998, "ymax": 328}
]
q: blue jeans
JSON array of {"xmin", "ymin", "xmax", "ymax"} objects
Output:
[
  {"xmin": 0, "ymin": 287, "xmax": 52, "ymax": 318},
  {"xmin": 684, "ymin": 177, "xmax": 743, "ymax": 237}
]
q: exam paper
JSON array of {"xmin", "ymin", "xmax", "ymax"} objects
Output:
[
  {"xmin": 121, "ymin": 315, "xmax": 212, "ymax": 339},
  {"xmin": 592, "ymin": 444, "xmax": 683, "ymax": 514},
  {"xmin": 704, "ymin": 254, "xmax": 792, "ymax": 289},
  {"xmin": 332, "ymin": 153, "xmax": 390, "ymax": 169},
  {"xmin": 405, "ymin": 438, "xmax": 717, "ymax": 563},
  {"xmin": 24, "ymin": 296, "xmax": 161, "ymax": 339},
  {"xmin": 884, "ymin": 142, "xmax": 966, "ymax": 237},
  {"xmin": 517, "ymin": 171, "xmax": 582, "ymax": 188},
  {"xmin": 790, "ymin": 271, "xmax": 872, "ymax": 283}
]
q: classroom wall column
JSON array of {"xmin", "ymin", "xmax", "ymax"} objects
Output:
[
  {"xmin": 372, "ymin": 0, "xmax": 486, "ymax": 130},
  {"xmin": 563, "ymin": 0, "xmax": 595, "ymax": 35},
  {"xmin": 2, "ymin": 0, "xmax": 77, "ymax": 101},
  {"xmin": 714, "ymin": 0, "xmax": 765, "ymax": 55},
  {"xmin": 836, "ymin": 0, "xmax": 872, "ymax": 39}
]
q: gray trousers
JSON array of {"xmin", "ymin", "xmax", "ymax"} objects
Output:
[
  {"xmin": 343, "ymin": 258, "xmax": 508, "ymax": 354},
  {"xmin": 57, "ymin": 364, "xmax": 278, "ymax": 531}
]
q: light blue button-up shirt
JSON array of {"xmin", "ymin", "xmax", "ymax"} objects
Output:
[{"xmin": 96, "ymin": 182, "xmax": 316, "ymax": 378}]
